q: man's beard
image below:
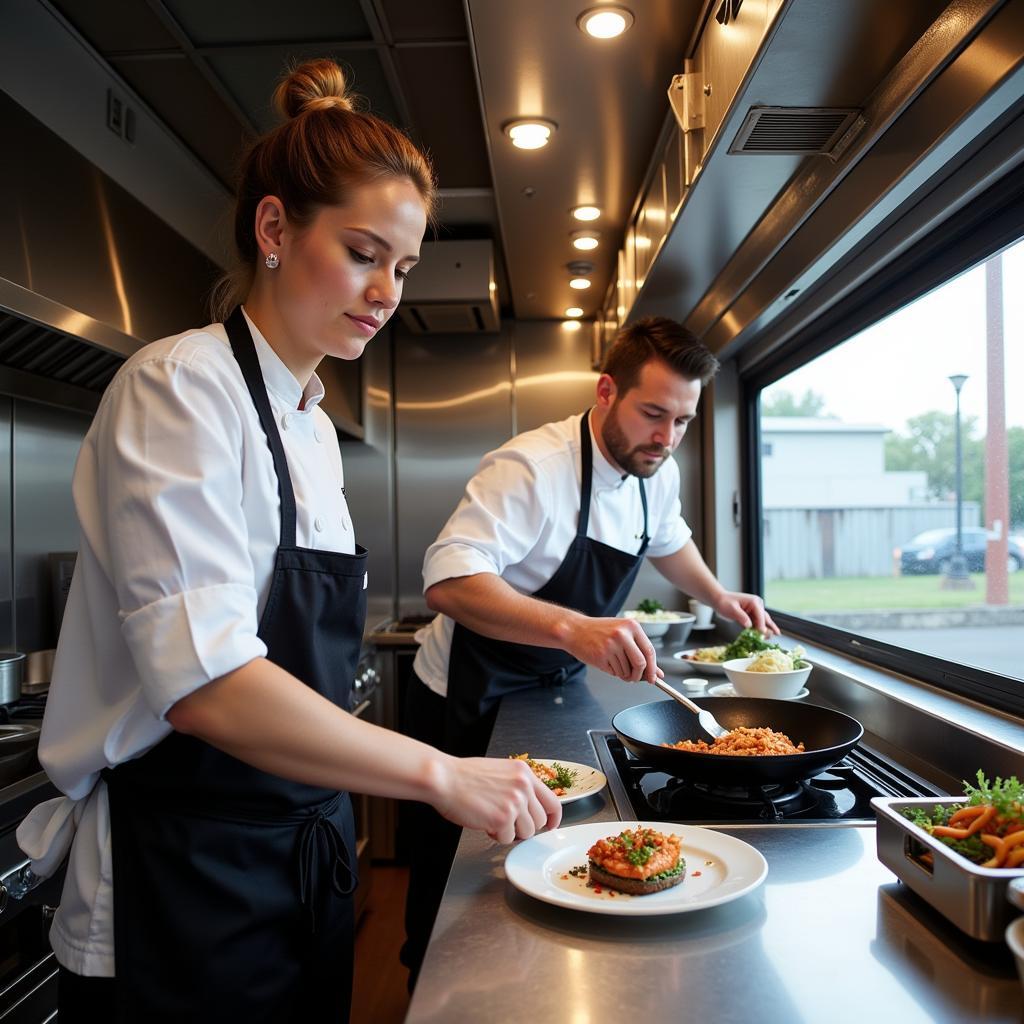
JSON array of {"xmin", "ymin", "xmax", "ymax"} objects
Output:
[{"xmin": 601, "ymin": 404, "xmax": 671, "ymax": 478}]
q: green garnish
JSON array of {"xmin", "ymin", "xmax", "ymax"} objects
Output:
[
  {"xmin": 646, "ymin": 862, "xmax": 685, "ymax": 882},
  {"xmin": 962, "ymin": 769, "xmax": 1024, "ymax": 816},
  {"xmin": 722, "ymin": 627, "xmax": 782, "ymax": 661},
  {"xmin": 625, "ymin": 844, "xmax": 656, "ymax": 867},
  {"xmin": 636, "ymin": 598, "xmax": 664, "ymax": 615},
  {"xmin": 544, "ymin": 763, "xmax": 579, "ymax": 791}
]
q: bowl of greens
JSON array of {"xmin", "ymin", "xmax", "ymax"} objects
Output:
[{"xmin": 622, "ymin": 599, "xmax": 695, "ymax": 641}]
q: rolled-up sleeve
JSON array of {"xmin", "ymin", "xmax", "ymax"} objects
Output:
[
  {"xmin": 89, "ymin": 353, "xmax": 267, "ymax": 718},
  {"xmin": 422, "ymin": 449, "xmax": 551, "ymax": 591}
]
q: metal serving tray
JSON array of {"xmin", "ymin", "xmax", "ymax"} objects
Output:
[{"xmin": 873, "ymin": 797, "xmax": 1024, "ymax": 941}]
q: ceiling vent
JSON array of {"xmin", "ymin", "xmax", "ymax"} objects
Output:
[
  {"xmin": 396, "ymin": 240, "xmax": 500, "ymax": 334},
  {"xmin": 729, "ymin": 106, "xmax": 863, "ymax": 158}
]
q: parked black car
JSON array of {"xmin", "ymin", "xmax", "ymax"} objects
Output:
[{"xmin": 896, "ymin": 527, "xmax": 1024, "ymax": 575}]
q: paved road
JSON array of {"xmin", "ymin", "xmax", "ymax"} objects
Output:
[{"xmin": 865, "ymin": 625, "xmax": 1024, "ymax": 679}]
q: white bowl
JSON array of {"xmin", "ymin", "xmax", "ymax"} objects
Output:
[
  {"xmin": 622, "ymin": 611, "xmax": 695, "ymax": 640},
  {"xmin": 1007, "ymin": 916, "xmax": 1024, "ymax": 992},
  {"xmin": 721, "ymin": 656, "xmax": 812, "ymax": 699}
]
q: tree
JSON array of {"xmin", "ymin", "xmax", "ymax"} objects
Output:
[
  {"xmin": 885, "ymin": 411, "xmax": 984, "ymax": 506},
  {"xmin": 761, "ymin": 389, "xmax": 830, "ymax": 417},
  {"xmin": 1008, "ymin": 426, "xmax": 1024, "ymax": 529}
]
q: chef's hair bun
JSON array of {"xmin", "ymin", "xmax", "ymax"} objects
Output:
[{"xmin": 274, "ymin": 59, "xmax": 355, "ymax": 119}]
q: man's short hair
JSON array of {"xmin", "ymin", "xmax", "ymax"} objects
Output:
[{"xmin": 601, "ymin": 316, "xmax": 719, "ymax": 395}]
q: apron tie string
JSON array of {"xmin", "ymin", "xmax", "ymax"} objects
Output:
[{"xmin": 297, "ymin": 803, "xmax": 357, "ymax": 933}]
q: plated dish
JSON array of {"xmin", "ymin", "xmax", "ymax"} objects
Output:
[
  {"xmin": 504, "ymin": 821, "xmax": 768, "ymax": 916},
  {"xmin": 510, "ymin": 755, "xmax": 607, "ymax": 804}
]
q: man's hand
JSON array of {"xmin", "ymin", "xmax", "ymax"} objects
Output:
[
  {"xmin": 714, "ymin": 592, "xmax": 779, "ymax": 635},
  {"xmin": 561, "ymin": 616, "xmax": 664, "ymax": 683}
]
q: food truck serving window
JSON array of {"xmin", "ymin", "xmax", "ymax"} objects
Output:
[{"xmin": 746, "ymin": 220, "xmax": 1024, "ymax": 717}]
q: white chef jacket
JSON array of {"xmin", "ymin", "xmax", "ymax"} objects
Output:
[
  {"xmin": 412, "ymin": 412, "xmax": 692, "ymax": 695},
  {"xmin": 17, "ymin": 309, "xmax": 359, "ymax": 977}
]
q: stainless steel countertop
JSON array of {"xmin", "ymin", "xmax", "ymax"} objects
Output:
[{"xmin": 405, "ymin": 649, "xmax": 1023, "ymax": 1023}]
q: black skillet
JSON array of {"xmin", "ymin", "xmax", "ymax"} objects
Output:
[{"xmin": 612, "ymin": 696, "xmax": 863, "ymax": 786}]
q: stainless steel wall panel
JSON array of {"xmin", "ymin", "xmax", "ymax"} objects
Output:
[
  {"xmin": 13, "ymin": 401, "xmax": 90, "ymax": 650},
  {"xmin": 511, "ymin": 322, "xmax": 596, "ymax": 435},
  {"xmin": 393, "ymin": 325, "xmax": 512, "ymax": 614},
  {"xmin": 338, "ymin": 327, "xmax": 397, "ymax": 630}
]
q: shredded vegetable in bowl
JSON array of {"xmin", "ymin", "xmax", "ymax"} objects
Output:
[{"xmin": 746, "ymin": 647, "xmax": 808, "ymax": 673}]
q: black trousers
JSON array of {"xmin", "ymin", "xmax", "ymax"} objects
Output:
[
  {"xmin": 57, "ymin": 966, "xmax": 116, "ymax": 1021},
  {"xmin": 399, "ymin": 675, "xmax": 496, "ymax": 989}
]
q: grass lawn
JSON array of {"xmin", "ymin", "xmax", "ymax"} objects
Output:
[{"xmin": 765, "ymin": 573, "xmax": 1024, "ymax": 612}]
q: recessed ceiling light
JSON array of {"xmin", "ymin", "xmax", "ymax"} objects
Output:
[
  {"xmin": 572, "ymin": 230, "xmax": 600, "ymax": 251},
  {"xmin": 571, "ymin": 205, "xmax": 602, "ymax": 221},
  {"xmin": 561, "ymin": 319, "xmax": 583, "ymax": 331},
  {"xmin": 569, "ymin": 278, "xmax": 592, "ymax": 290},
  {"xmin": 577, "ymin": 5, "xmax": 634, "ymax": 39},
  {"xmin": 503, "ymin": 118, "xmax": 557, "ymax": 150},
  {"xmin": 565, "ymin": 306, "xmax": 584, "ymax": 318}
]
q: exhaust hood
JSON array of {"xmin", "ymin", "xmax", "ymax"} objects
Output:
[
  {"xmin": 0, "ymin": 87, "xmax": 220, "ymax": 412},
  {"xmin": 396, "ymin": 240, "xmax": 501, "ymax": 334}
]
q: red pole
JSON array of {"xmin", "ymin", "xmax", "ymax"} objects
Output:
[{"xmin": 985, "ymin": 253, "xmax": 1009, "ymax": 604}]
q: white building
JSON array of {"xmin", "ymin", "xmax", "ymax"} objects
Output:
[{"xmin": 761, "ymin": 417, "xmax": 928, "ymax": 508}]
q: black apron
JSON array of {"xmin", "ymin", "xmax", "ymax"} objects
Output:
[
  {"xmin": 444, "ymin": 408, "xmax": 650, "ymax": 756},
  {"xmin": 102, "ymin": 308, "xmax": 367, "ymax": 1023}
]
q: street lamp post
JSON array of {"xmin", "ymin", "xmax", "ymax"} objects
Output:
[{"xmin": 942, "ymin": 373, "xmax": 973, "ymax": 589}]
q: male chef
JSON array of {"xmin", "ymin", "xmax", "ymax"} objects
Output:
[{"xmin": 400, "ymin": 315, "xmax": 777, "ymax": 983}]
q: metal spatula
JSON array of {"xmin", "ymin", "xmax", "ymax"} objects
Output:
[{"xmin": 653, "ymin": 678, "xmax": 729, "ymax": 741}]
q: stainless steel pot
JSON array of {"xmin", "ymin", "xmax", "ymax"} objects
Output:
[{"xmin": 0, "ymin": 653, "xmax": 26, "ymax": 705}]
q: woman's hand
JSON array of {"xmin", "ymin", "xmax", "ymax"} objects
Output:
[{"xmin": 428, "ymin": 756, "xmax": 562, "ymax": 843}]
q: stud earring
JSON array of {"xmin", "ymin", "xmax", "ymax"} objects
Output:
[{"xmin": 265, "ymin": 252, "xmax": 280, "ymax": 269}]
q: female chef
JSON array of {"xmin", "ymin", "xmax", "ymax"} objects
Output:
[{"xmin": 17, "ymin": 58, "xmax": 560, "ymax": 1024}]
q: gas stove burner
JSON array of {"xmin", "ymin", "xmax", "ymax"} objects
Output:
[
  {"xmin": 649, "ymin": 777, "xmax": 811, "ymax": 822},
  {"xmin": 691, "ymin": 780, "xmax": 805, "ymax": 805},
  {"xmin": 0, "ymin": 696, "xmax": 48, "ymax": 723}
]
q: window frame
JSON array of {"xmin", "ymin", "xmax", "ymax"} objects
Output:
[{"xmin": 741, "ymin": 155, "xmax": 1024, "ymax": 719}]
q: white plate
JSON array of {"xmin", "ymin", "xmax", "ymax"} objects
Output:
[
  {"xmin": 707, "ymin": 681, "xmax": 809, "ymax": 700},
  {"xmin": 526, "ymin": 759, "xmax": 607, "ymax": 804},
  {"xmin": 672, "ymin": 650, "xmax": 728, "ymax": 675},
  {"xmin": 505, "ymin": 821, "xmax": 768, "ymax": 916},
  {"xmin": 689, "ymin": 623, "xmax": 717, "ymax": 632}
]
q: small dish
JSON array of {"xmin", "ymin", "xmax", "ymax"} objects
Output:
[
  {"xmin": 672, "ymin": 650, "xmax": 728, "ymax": 675},
  {"xmin": 623, "ymin": 611, "xmax": 695, "ymax": 640},
  {"xmin": 689, "ymin": 624, "xmax": 717, "ymax": 632},
  {"xmin": 522, "ymin": 759, "xmax": 607, "ymax": 804},
  {"xmin": 1007, "ymin": 916, "xmax": 1024, "ymax": 992},
  {"xmin": 706, "ymin": 681, "xmax": 809, "ymax": 700}
]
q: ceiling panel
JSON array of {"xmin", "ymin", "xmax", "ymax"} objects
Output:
[
  {"xmin": 162, "ymin": 0, "xmax": 373, "ymax": 47},
  {"xmin": 209, "ymin": 46, "xmax": 401, "ymax": 131},
  {"xmin": 112, "ymin": 55, "xmax": 253, "ymax": 186},
  {"xmin": 49, "ymin": 0, "xmax": 179, "ymax": 52},
  {"xmin": 379, "ymin": 0, "xmax": 468, "ymax": 42},
  {"xmin": 394, "ymin": 46, "xmax": 490, "ymax": 188}
]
